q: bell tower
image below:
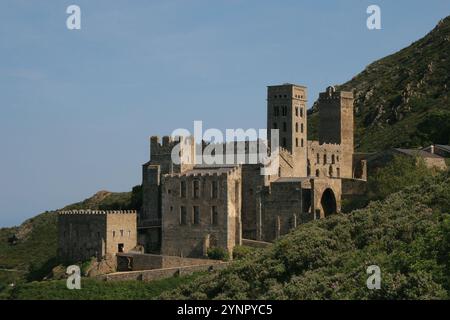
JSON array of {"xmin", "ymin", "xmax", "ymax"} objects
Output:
[{"xmin": 267, "ymin": 84, "xmax": 308, "ymax": 177}]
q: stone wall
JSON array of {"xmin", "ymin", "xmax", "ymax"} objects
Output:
[
  {"xmin": 102, "ymin": 262, "xmax": 229, "ymax": 282},
  {"xmin": 57, "ymin": 210, "xmax": 137, "ymax": 263},
  {"xmin": 259, "ymin": 178, "xmax": 311, "ymax": 242},
  {"xmin": 161, "ymin": 166, "xmax": 242, "ymax": 258},
  {"xmin": 307, "ymin": 141, "xmax": 342, "ymax": 178},
  {"xmin": 317, "ymin": 86, "xmax": 354, "ymax": 179},
  {"xmin": 116, "ymin": 253, "xmax": 223, "ymax": 271},
  {"xmin": 311, "ymin": 178, "xmax": 342, "ymax": 219},
  {"xmin": 58, "ymin": 211, "xmax": 106, "ymax": 263}
]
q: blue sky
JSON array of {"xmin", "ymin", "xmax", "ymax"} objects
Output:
[{"xmin": 0, "ymin": 0, "xmax": 448, "ymax": 227}]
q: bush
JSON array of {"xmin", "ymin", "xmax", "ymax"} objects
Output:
[
  {"xmin": 232, "ymin": 246, "xmax": 257, "ymax": 260},
  {"xmin": 163, "ymin": 171, "xmax": 450, "ymax": 299},
  {"xmin": 207, "ymin": 247, "xmax": 229, "ymax": 261}
]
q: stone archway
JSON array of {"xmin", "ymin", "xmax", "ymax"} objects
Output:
[{"xmin": 321, "ymin": 188, "xmax": 337, "ymax": 217}]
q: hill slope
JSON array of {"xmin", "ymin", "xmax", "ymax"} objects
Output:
[
  {"xmin": 162, "ymin": 171, "xmax": 450, "ymax": 299},
  {"xmin": 309, "ymin": 15, "xmax": 450, "ymax": 151},
  {"xmin": 0, "ymin": 188, "xmax": 140, "ymax": 287}
]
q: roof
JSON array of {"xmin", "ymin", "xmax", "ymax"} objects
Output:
[
  {"xmin": 274, "ymin": 177, "xmax": 308, "ymax": 183},
  {"xmin": 394, "ymin": 148, "xmax": 443, "ymax": 159},
  {"xmin": 436, "ymin": 145, "xmax": 450, "ymax": 152},
  {"xmin": 180, "ymin": 165, "xmax": 238, "ymax": 176}
]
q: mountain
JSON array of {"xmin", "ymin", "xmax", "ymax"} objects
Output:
[
  {"xmin": 308, "ymin": 15, "xmax": 450, "ymax": 152},
  {"xmin": 162, "ymin": 170, "xmax": 450, "ymax": 300}
]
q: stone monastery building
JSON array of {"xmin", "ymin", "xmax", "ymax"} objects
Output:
[{"xmin": 58, "ymin": 84, "xmax": 367, "ymax": 263}]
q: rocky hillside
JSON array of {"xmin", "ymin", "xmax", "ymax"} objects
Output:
[{"xmin": 309, "ymin": 15, "xmax": 450, "ymax": 151}]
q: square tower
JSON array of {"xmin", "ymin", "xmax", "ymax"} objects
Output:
[
  {"xmin": 318, "ymin": 86, "xmax": 354, "ymax": 178},
  {"xmin": 267, "ymin": 84, "xmax": 308, "ymax": 177}
]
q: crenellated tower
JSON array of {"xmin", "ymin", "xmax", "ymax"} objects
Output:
[{"xmin": 318, "ymin": 86, "xmax": 354, "ymax": 178}]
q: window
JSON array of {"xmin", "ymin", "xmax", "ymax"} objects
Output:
[
  {"xmin": 296, "ymin": 138, "xmax": 299, "ymax": 147},
  {"xmin": 316, "ymin": 153, "xmax": 320, "ymax": 164},
  {"xmin": 193, "ymin": 180, "xmax": 200, "ymax": 198},
  {"xmin": 295, "ymin": 107, "xmax": 299, "ymax": 117},
  {"xmin": 336, "ymin": 168, "xmax": 340, "ymax": 177},
  {"xmin": 323, "ymin": 154, "xmax": 327, "ymax": 164},
  {"xmin": 282, "ymin": 106, "xmax": 287, "ymax": 116},
  {"xmin": 211, "ymin": 206, "xmax": 218, "ymax": 225},
  {"xmin": 274, "ymin": 106, "xmax": 279, "ymax": 116},
  {"xmin": 180, "ymin": 206, "xmax": 187, "ymax": 225},
  {"xmin": 128, "ymin": 230, "xmax": 131, "ymax": 237},
  {"xmin": 120, "ymin": 230, "xmax": 124, "ymax": 237},
  {"xmin": 337, "ymin": 155, "xmax": 340, "ymax": 162},
  {"xmin": 283, "ymin": 122, "xmax": 287, "ymax": 132},
  {"xmin": 301, "ymin": 139, "xmax": 304, "ymax": 147},
  {"xmin": 112, "ymin": 231, "xmax": 116, "ymax": 238},
  {"xmin": 211, "ymin": 180, "xmax": 218, "ymax": 199},
  {"xmin": 295, "ymin": 122, "xmax": 298, "ymax": 133},
  {"xmin": 282, "ymin": 137, "xmax": 287, "ymax": 148},
  {"xmin": 332, "ymin": 154, "xmax": 335, "ymax": 164},
  {"xmin": 273, "ymin": 122, "xmax": 278, "ymax": 129},
  {"xmin": 193, "ymin": 206, "xmax": 200, "ymax": 225},
  {"xmin": 301, "ymin": 123, "xmax": 304, "ymax": 133},
  {"xmin": 180, "ymin": 181, "xmax": 186, "ymax": 198},
  {"xmin": 300, "ymin": 107, "xmax": 304, "ymax": 117},
  {"xmin": 316, "ymin": 169, "xmax": 320, "ymax": 177}
]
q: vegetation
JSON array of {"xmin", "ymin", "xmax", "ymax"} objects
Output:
[
  {"xmin": 232, "ymin": 245, "xmax": 260, "ymax": 260},
  {"xmin": 4, "ymin": 273, "xmax": 204, "ymax": 300},
  {"xmin": 161, "ymin": 171, "xmax": 450, "ymax": 299},
  {"xmin": 207, "ymin": 247, "xmax": 230, "ymax": 261},
  {"xmin": 0, "ymin": 186, "xmax": 142, "ymax": 295},
  {"xmin": 342, "ymin": 155, "xmax": 434, "ymax": 212},
  {"xmin": 308, "ymin": 15, "xmax": 450, "ymax": 152},
  {"xmin": 64, "ymin": 185, "xmax": 142, "ymax": 211}
]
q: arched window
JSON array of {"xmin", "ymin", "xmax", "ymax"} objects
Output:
[
  {"xmin": 295, "ymin": 123, "xmax": 298, "ymax": 133},
  {"xmin": 332, "ymin": 154, "xmax": 335, "ymax": 164},
  {"xmin": 329, "ymin": 165, "xmax": 333, "ymax": 177},
  {"xmin": 316, "ymin": 169, "xmax": 320, "ymax": 177},
  {"xmin": 323, "ymin": 154, "xmax": 327, "ymax": 164}
]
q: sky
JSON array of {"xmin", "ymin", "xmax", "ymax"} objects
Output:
[{"xmin": 0, "ymin": 0, "xmax": 448, "ymax": 227}]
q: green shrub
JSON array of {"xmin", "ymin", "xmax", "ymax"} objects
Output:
[
  {"xmin": 207, "ymin": 247, "xmax": 229, "ymax": 261},
  {"xmin": 163, "ymin": 171, "xmax": 450, "ymax": 300},
  {"xmin": 232, "ymin": 246, "xmax": 257, "ymax": 260}
]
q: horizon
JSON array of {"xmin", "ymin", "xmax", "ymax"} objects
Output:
[{"xmin": 1, "ymin": 0, "xmax": 449, "ymax": 227}]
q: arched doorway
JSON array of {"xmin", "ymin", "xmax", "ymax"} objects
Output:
[{"xmin": 321, "ymin": 188, "xmax": 337, "ymax": 216}]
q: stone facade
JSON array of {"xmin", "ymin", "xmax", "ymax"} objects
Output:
[
  {"xmin": 161, "ymin": 166, "xmax": 242, "ymax": 257},
  {"xmin": 57, "ymin": 210, "xmax": 137, "ymax": 263},
  {"xmin": 137, "ymin": 83, "xmax": 366, "ymax": 257},
  {"xmin": 58, "ymin": 83, "xmax": 367, "ymax": 264}
]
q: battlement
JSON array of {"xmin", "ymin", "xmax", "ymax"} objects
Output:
[
  {"xmin": 308, "ymin": 140, "xmax": 341, "ymax": 151},
  {"xmin": 150, "ymin": 135, "xmax": 194, "ymax": 157},
  {"xmin": 319, "ymin": 86, "xmax": 353, "ymax": 101},
  {"xmin": 58, "ymin": 210, "xmax": 137, "ymax": 215},
  {"xmin": 166, "ymin": 165, "xmax": 240, "ymax": 179}
]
